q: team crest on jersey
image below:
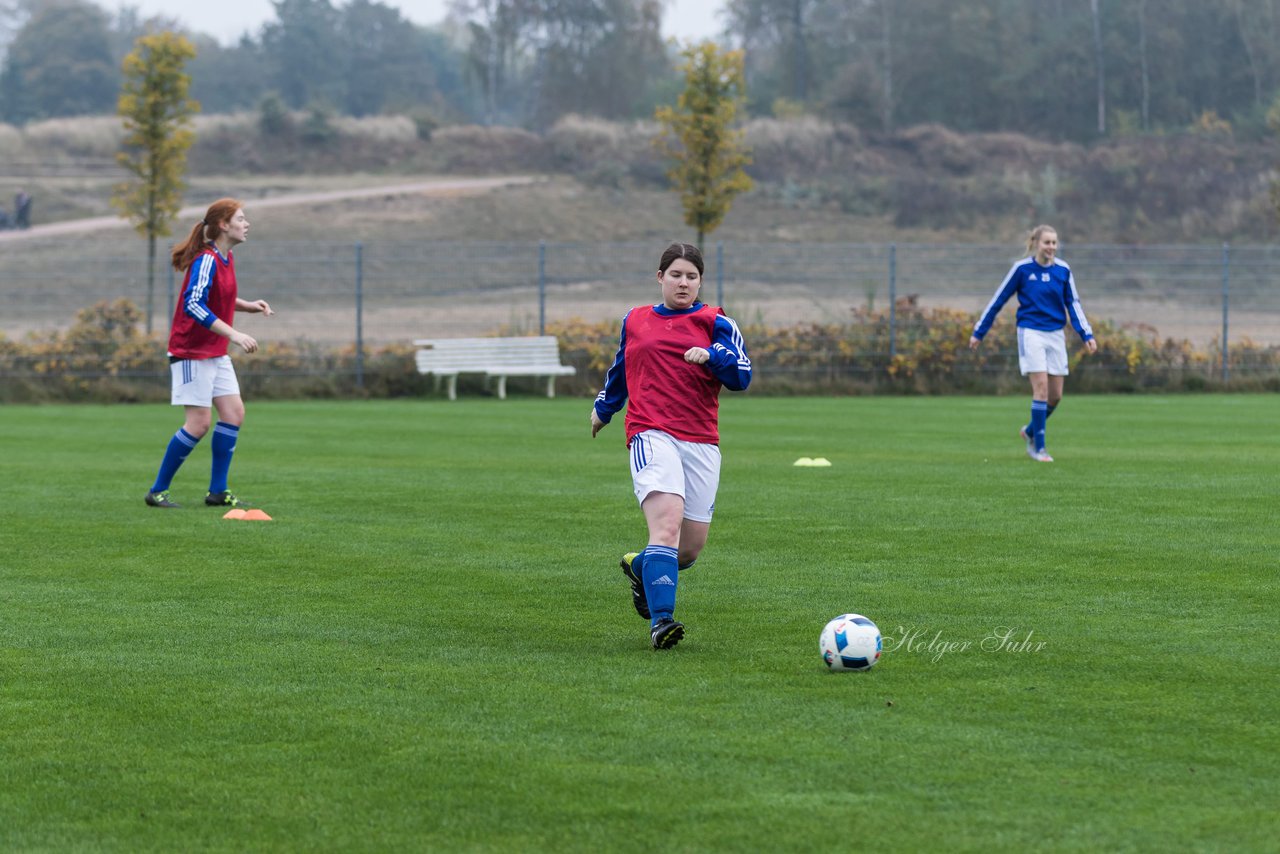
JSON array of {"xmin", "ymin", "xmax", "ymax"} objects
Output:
[{"xmin": 1040, "ymin": 273, "xmax": 1050, "ymax": 281}]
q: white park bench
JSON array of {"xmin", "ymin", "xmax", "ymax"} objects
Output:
[{"xmin": 413, "ymin": 335, "xmax": 577, "ymax": 400}]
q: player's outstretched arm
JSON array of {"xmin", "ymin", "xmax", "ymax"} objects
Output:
[{"xmin": 236, "ymin": 297, "xmax": 274, "ymax": 316}]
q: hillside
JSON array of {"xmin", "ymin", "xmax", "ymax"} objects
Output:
[{"xmin": 2, "ymin": 114, "xmax": 1276, "ymax": 244}]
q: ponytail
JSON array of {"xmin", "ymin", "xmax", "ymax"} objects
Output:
[
  {"xmin": 1026, "ymin": 224, "xmax": 1056, "ymax": 255},
  {"xmin": 170, "ymin": 198, "xmax": 242, "ymax": 271}
]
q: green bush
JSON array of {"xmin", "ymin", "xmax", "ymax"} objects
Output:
[
  {"xmin": 258, "ymin": 93, "xmax": 291, "ymax": 137},
  {"xmin": 2, "ymin": 299, "xmax": 1276, "ymax": 403}
]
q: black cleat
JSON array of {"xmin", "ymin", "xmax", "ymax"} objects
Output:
[
  {"xmin": 620, "ymin": 552, "xmax": 650, "ymax": 620},
  {"xmin": 650, "ymin": 617, "xmax": 685, "ymax": 650},
  {"xmin": 205, "ymin": 491, "xmax": 254, "ymax": 508},
  {"xmin": 145, "ymin": 490, "xmax": 181, "ymax": 508}
]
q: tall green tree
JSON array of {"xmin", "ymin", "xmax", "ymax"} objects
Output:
[
  {"xmin": 262, "ymin": 0, "xmax": 342, "ymax": 108},
  {"xmin": 111, "ymin": 31, "xmax": 199, "ymax": 335},
  {"xmin": 655, "ymin": 41, "xmax": 753, "ymax": 248},
  {"xmin": 527, "ymin": 0, "xmax": 670, "ymax": 125},
  {"xmin": 724, "ymin": 0, "xmax": 817, "ymax": 111},
  {"xmin": 0, "ymin": 0, "xmax": 115, "ymax": 123},
  {"xmin": 342, "ymin": 0, "xmax": 442, "ymax": 116},
  {"xmin": 187, "ymin": 34, "xmax": 269, "ymax": 114}
]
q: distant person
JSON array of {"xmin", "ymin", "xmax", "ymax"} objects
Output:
[
  {"xmin": 144, "ymin": 198, "xmax": 274, "ymax": 509},
  {"xmin": 13, "ymin": 189, "xmax": 31, "ymax": 229},
  {"xmin": 969, "ymin": 224, "xmax": 1098, "ymax": 462},
  {"xmin": 590, "ymin": 242, "xmax": 753, "ymax": 650}
]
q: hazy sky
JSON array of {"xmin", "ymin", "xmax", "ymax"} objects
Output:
[{"xmin": 102, "ymin": 0, "xmax": 728, "ymax": 47}]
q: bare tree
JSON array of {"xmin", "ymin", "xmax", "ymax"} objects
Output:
[
  {"xmin": 880, "ymin": 0, "xmax": 892, "ymax": 132},
  {"xmin": 1138, "ymin": 0, "xmax": 1149, "ymax": 130},
  {"xmin": 0, "ymin": 0, "xmax": 31, "ymax": 58},
  {"xmin": 1090, "ymin": 0, "xmax": 1105, "ymax": 134},
  {"xmin": 1232, "ymin": 0, "xmax": 1263, "ymax": 107},
  {"xmin": 450, "ymin": 0, "xmax": 527, "ymax": 126}
]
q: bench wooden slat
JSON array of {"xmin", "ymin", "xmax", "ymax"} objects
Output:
[{"xmin": 413, "ymin": 335, "xmax": 576, "ymax": 400}]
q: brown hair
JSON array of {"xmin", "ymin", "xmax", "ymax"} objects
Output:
[
  {"xmin": 171, "ymin": 198, "xmax": 242, "ymax": 271},
  {"xmin": 658, "ymin": 242, "xmax": 704, "ymax": 276},
  {"xmin": 1026, "ymin": 224, "xmax": 1057, "ymax": 255}
]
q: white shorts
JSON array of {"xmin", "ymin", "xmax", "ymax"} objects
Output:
[
  {"xmin": 1017, "ymin": 327, "xmax": 1069, "ymax": 376},
  {"xmin": 629, "ymin": 429, "xmax": 722, "ymax": 523},
  {"xmin": 170, "ymin": 355, "xmax": 240, "ymax": 407}
]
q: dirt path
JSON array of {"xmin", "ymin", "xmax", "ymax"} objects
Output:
[{"xmin": 0, "ymin": 175, "xmax": 538, "ymax": 241}]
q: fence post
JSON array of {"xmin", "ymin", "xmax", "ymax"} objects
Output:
[
  {"xmin": 538, "ymin": 240, "xmax": 547, "ymax": 336},
  {"xmin": 1220, "ymin": 242, "xmax": 1229, "ymax": 385},
  {"xmin": 888, "ymin": 243, "xmax": 897, "ymax": 362},
  {"xmin": 716, "ymin": 242, "xmax": 725, "ymax": 307},
  {"xmin": 355, "ymin": 242, "xmax": 364, "ymax": 389}
]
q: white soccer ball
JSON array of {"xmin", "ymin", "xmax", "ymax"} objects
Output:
[{"xmin": 820, "ymin": 614, "xmax": 882, "ymax": 671}]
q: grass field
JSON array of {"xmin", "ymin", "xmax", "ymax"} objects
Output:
[{"xmin": 2, "ymin": 394, "xmax": 1276, "ymax": 851}]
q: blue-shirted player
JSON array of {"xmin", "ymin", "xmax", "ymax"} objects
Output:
[
  {"xmin": 591, "ymin": 242, "xmax": 752, "ymax": 650},
  {"xmin": 969, "ymin": 225, "xmax": 1098, "ymax": 462}
]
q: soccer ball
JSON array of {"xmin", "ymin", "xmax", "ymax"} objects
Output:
[{"xmin": 820, "ymin": 614, "xmax": 882, "ymax": 671}]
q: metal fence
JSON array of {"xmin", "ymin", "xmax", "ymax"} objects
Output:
[{"xmin": 3, "ymin": 239, "xmax": 1279, "ymax": 381}]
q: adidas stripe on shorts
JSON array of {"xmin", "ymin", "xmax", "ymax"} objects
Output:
[
  {"xmin": 170, "ymin": 354, "xmax": 240, "ymax": 406},
  {"xmin": 629, "ymin": 429, "xmax": 721, "ymax": 523},
  {"xmin": 1017, "ymin": 327, "xmax": 1069, "ymax": 376}
]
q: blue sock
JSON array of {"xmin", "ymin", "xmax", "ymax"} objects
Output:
[
  {"xmin": 642, "ymin": 544, "xmax": 679, "ymax": 623},
  {"xmin": 1025, "ymin": 404, "xmax": 1055, "ymax": 439},
  {"xmin": 1030, "ymin": 400, "xmax": 1048, "ymax": 452},
  {"xmin": 209, "ymin": 422, "xmax": 239, "ymax": 493},
  {"xmin": 150, "ymin": 428, "xmax": 200, "ymax": 492}
]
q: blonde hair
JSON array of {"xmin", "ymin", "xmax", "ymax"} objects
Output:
[{"xmin": 1026, "ymin": 224, "xmax": 1057, "ymax": 255}]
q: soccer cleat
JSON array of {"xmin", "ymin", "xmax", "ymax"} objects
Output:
[
  {"xmin": 1019, "ymin": 425, "xmax": 1035, "ymax": 458},
  {"xmin": 620, "ymin": 552, "xmax": 650, "ymax": 620},
  {"xmin": 651, "ymin": 617, "xmax": 685, "ymax": 650},
  {"xmin": 205, "ymin": 491, "xmax": 254, "ymax": 508},
  {"xmin": 144, "ymin": 490, "xmax": 181, "ymax": 508},
  {"xmin": 1030, "ymin": 449, "xmax": 1054, "ymax": 463}
]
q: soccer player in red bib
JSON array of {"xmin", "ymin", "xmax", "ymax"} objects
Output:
[
  {"xmin": 144, "ymin": 198, "xmax": 273, "ymax": 508},
  {"xmin": 591, "ymin": 242, "xmax": 753, "ymax": 650}
]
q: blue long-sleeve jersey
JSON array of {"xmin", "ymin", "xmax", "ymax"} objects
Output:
[{"xmin": 973, "ymin": 256, "xmax": 1094, "ymax": 342}]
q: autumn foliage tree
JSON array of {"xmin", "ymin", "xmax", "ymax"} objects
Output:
[
  {"xmin": 111, "ymin": 31, "xmax": 199, "ymax": 335},
  {"xmin": 655, "ymin": 42, "xmax": 754, "ymax": 248}
]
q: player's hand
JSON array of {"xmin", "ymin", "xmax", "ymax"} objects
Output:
[
  {"xmin": 590, "ymin": 409, "xmax": 605, "ymax": 438},
  {"xmin": 250, "ymin": 299, "xmax": 273, "ymax": 316},
  {"xmin": 968, "ymin": 336, "xmax": 981, "ymax": 350},
  {"xmin": 232, "ymin": 331, "xmax": 258, "ymax": 353},
  {"xmin": 684, "ymin": 347, "xmax": 710, "ymax": 364},
  {"xmin": 1084, "ymin": 338, "xmax": 1098, "ymax": 354}
]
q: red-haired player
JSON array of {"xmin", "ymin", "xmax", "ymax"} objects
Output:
[{"xmin": 144, "ymin": 198, "xmax": 273, "ymax": 508}]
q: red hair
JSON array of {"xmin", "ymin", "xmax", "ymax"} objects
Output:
[{"xmin": 170, "ymin": 198, "xmax": 243, "ymax": 271}]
